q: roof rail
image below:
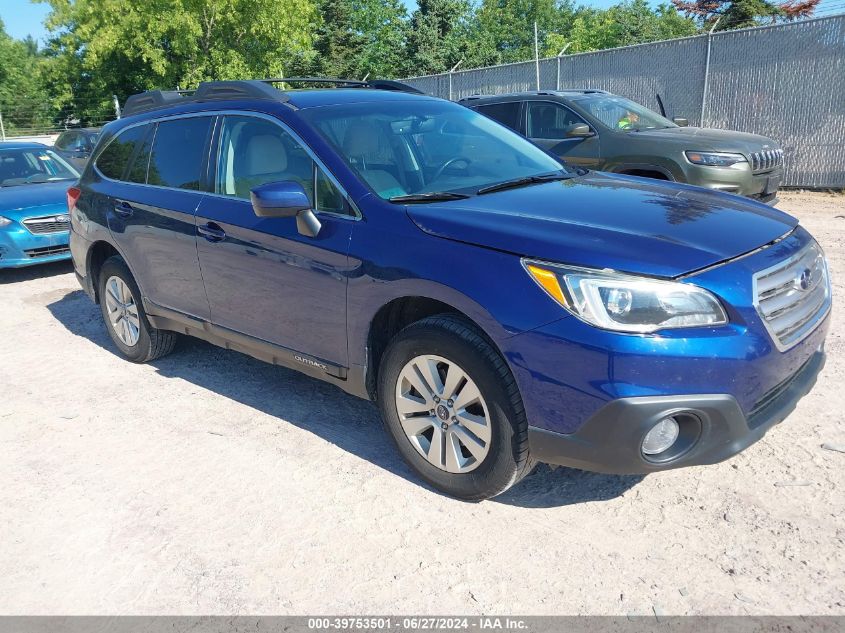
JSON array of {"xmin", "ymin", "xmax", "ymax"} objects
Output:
[
  {"xmin": 121, "ymin": 77, "xmax": 424, "ymax": 118},
  {"xmin": 261, "ymin": 77, "xmax": 423, "ymax": 94}
]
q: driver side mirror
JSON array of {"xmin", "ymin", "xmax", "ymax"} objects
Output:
[
  {"xmin": 672, "ymin": 117, "xmax": 689, "ymax": 127},
  {"xmin": 564, "ymin": 123, "xmax": 594, "ymax": 138},
  {"xmin": 250, "ymin": 180, "xmax": 321, "ymax": 238}
]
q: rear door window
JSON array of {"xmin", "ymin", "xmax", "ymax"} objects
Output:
[
  {"xmin": 474, "ymin": 102, "xmax": 521, "ymax": 131},
  {"xmin": 147, "ymin": 117, "xmax": 213, "ymax": 191},
  {"xmin": 95, "ymin": 125, "xmax": 149, "ymax": 180}
]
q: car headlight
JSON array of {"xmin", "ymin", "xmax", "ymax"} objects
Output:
[
  {"xmin": 524, "ymin": 261, "xmax": 728, "ymax": 333},
  {"xmin": 685, "ymin": 151, "xmax": 747, "ymax": 167},
  {"xmin": 0, "ymin": 216, "xmax": 11, "ymax": 228}
]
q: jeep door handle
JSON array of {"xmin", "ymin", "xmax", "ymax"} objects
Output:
[
  {"xmin": 113, "ymin": 201, "xmax": 134, "ymax": 217},
  {"xmin": 198, "ymin": 222, "xmax": 226, "ymax": 242}
]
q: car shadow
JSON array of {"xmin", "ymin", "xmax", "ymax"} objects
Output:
[
  {"xmin": 0, "ymin": 260, "xmax": 74, "ymax": 284},
  {"xmin": 46, "ymin": 288, "xmax": 644, "ymax": 507}
]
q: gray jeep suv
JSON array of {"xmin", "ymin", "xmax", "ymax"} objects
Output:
[{"xmin": 460, "ymin": 90, "xmax": 784, "ymax": 204}]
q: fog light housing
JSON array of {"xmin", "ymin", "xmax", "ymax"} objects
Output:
[{"xmin": 642, "ymin": 417, "xmax": 680, "ymax": 455}]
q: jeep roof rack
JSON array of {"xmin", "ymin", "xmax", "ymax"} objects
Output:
[
  {"xmin": 121, "ymin": 77, "xmax": 424, "ymax": 117},
  {"xmin": 459, "ymin": 88, "xmax": 610, "ymax": 101}
]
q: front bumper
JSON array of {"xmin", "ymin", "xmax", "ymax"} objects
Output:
[
  {"xmin": 0, "ymin": 224, "xmax": 70, "ymax": 268},
  {"xmin": 684, "ymin": 162, "xmax": 783, "ymax": 204},
  {"xmin": 528, "ymin": 350, "xmax": 825, "ymax": 474}
]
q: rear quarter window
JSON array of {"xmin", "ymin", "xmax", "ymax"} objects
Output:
[
  {"xmin": 147, "ymin": 117, "xmax": 212, "ymax": 190},
  {"xmin": 95, "ymin": 125, "xmax": 148, "ymax": 180}
]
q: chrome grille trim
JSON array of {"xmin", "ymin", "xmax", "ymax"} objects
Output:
[
  {"xmin": 752, "ymin": 242, "xmax": 831, "ymax": 352},
  {"xmin": 749, "ymin": 148, "xmax": 783, "ymax": 173},
  {"xmin": 22, "ymin": 215, "xmax": 70, "ymax": 235}
]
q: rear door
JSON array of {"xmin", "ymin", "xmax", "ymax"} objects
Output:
[
  {"xmin": 194, "ymin": 113, "xmax": 354, "ymax": 368},
  {"xmin": 98, "ymin": 116, "xmax": 212, "ymax": 320},
  {"xmin": 524, "ymin": 101, "xmax": 602, "ymax": 168}
]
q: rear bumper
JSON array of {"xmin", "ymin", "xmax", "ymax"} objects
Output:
[{"xmin": 528, "ymin": 349, "xmax": 825, "ymax": 474}]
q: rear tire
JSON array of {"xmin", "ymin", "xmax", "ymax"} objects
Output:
[
  {"xmin": 377, "ymin": 314, "xmax": 534, "ymax": 500},
  {"xmin": 98, "ymin": 256, "xmax": 176, "ymax": 363}
]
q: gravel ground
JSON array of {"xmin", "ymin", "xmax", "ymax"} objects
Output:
[{"xmin": 0, "ymin": 191, "xmax": 843, "ymax": 616}]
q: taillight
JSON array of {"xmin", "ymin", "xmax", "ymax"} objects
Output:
[{"xmin": 66, "ymin": 186, "xmax": 81, "ymax": 213}]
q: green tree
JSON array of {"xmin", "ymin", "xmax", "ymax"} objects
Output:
[
  {"xmin": 475, "ymin": 0, "xmax": 576, "ymax": 62},
  {"xmin": 39, "ymin": 0, "xmax": 319, "ymax": 125},
  {"xmin": 0, "ymin": 19, "xmax": 52, "ymax": 135},
  {"xmin": 310, "ymin": 0, "xmax": 409, "ymax": 79},
  {"xmin": 405, "ymin": 0, "xmax": 497, "ymax": 75}
]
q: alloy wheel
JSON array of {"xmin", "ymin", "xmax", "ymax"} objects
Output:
[
  {"xmin": 104, "ymin": 275, "xmax": 140, "ymax": 347},
  {"xmin": 395, "ymin": 354, "xmax": 492, "ymax": 473}
]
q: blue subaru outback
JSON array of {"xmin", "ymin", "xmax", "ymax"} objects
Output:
[{"xmin": 69, "ymin": 79, "xmax": 831, "ymax": 500}]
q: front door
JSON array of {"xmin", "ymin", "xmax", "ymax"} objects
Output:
[
  {"xmin": 525, "ymin": 101, "xmax": 602, "ymax": 169},
  {"xmin": 194, "ymin": 113, "xmax": 354, "ymax": 368}
]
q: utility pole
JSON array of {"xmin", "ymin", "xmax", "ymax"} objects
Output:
[
  {"xmin": 113, "ymin": 95, "xmax": 121, "ymax": 120},
  {"xmin": 534, "ymin": 21, "xmax": 541, "ymax": 90},
  {"xmin": 556, "ymin": 43, "xmax": 572, "ymax": 90},
  {"xmin": 448, "ymin": 60, "xmax": 463, "ymax": 101},
  {"xmin": 0, "ymin": 109, "xmax": 6, "ymax": 141},
  {"xmin": 700, "ymin": 16, "xmax": 721, "ymax": 126}
]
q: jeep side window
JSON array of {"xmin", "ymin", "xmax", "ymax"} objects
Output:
[
  {"xmin": 95, "ymin": 125, "xmax": 149, "ymax": 180},
  {"xmin": 526, "ymin": 102, "xmax": 587, "ymax": 140},
  {"xmin": 474, "ymin": 102, "xmax": 520, "ymax": 131},
  {"xmin": 147, "ymin": 117, "xmax": 212, "ymax": 191},
  {"xmin": 216, "ymin": 115, "xmax": 347, "ymax": 214}
]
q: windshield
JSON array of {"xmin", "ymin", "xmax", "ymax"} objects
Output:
[
  {"xmin": 575, "ymin": 95, "xmax": 676, "ymax": 132},
  {"xmin": 299, "ymin": 100, "xmax": 568, "ymax": 200},
  {"xmin": 0, "ymin": 147, "xmax": 79, "ymax": 187}
]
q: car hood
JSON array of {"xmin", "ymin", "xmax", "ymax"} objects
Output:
[
  {"xmin": 629, "ymin": 126, "xmax": 778, "ymax": 154},
  {"xmin": 406, "ymin": 173, "xmax": 797, "ymax": 278},
  {"xmin": 0, "ymin": 181, "xmax": 71, "ymax": 220}
]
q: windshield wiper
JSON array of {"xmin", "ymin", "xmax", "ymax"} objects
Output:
[
  {"xmin": 477, "ymin": 172, "xmax": 574, "ymax": 195},
  {"xmin": 389, "ymin": 192, "xmax": 470, "ymax": 204}
]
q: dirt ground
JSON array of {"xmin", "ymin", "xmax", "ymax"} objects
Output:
[{"xmin": 0, "ymin": 191, "xmax": 843, "ymax": 616}]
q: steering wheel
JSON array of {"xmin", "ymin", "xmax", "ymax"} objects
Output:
[{"xmin": 432, "ymin": 156, "xmax": 472, "ymax": 182}]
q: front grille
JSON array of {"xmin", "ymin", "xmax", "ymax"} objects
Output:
[
  {"xmin": 748, "ymin": 355, "xmax": 814, "ymax": 426},
  {"xmin": 22, "ymin": 215, "xmax": 70, "ymax": 235},
  {"xmin": 24, "ymin": 245, "xmax": 70, "ymax": 258},
  {"xmin": 753, "ymin": 241, "xmax": 831, "ymax": 351},
  {"xmin": 749, "ymin": 148, "xmax": 783, "ymax": 173}
]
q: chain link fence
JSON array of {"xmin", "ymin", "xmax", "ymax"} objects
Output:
[{"xmin": 404, "ymin": 15, "xmax": 845, "ymax": 189}]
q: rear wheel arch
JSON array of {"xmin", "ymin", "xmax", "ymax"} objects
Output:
[{"xmin": 86, "ymin": 241, "xmax": 121, "ymax": 303}]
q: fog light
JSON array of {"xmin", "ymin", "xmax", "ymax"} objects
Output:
[{"xmin": 642, "ymin": 417, "xmax": 680, "ymax": 455}]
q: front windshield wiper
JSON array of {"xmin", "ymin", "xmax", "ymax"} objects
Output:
[
  {"xmin": 389, "ymin": 192, "xmax": 471, "ymax": 204},
  {"xmin": 476, "ymin": 172, "xmax": 574, "ymax": 195}
]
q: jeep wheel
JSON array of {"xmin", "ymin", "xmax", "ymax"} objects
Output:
[
  {"xmin": 98, "ymin": 256, "xmax": 177, "ymax": 363},
  {"xmin": 378, "ymin": 314, "xmax": 534, "ymax": 500}
]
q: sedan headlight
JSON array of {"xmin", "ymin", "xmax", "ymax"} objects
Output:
[
  {"xmin": 685, "ymin": 151, "xmax": 747, "ymax": 167},
  {"xmin": 524, "ymin": 261, "xmax": 728, "ymax": 333},
  {"xmin": 0, "ymin": 216, "xmax": 11, "ymax": 228}
]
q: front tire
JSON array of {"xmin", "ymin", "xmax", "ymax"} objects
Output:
[
  {"xmin": 378, "ymin": 315, "xmax": 534, "ymax": 500},
  {"xmin": 98, "ymin": 256, "xmax": 176, "ymax": 363}
]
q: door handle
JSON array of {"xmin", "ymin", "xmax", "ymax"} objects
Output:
[
  {"xmin": 113, "ymin": 201, "xmax": 133, "ymax": 217},
  {"xmin": 198, "ymin": 222, "xmax": 226, "ymax": 242}
]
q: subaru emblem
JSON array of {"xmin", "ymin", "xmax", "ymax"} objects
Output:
[{"xmin": 798, "ymin": 268, "xmax": 812, "ymax": 291}]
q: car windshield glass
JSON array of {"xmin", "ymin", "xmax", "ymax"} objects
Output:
[
  {"xmin": 576, "ymin": 95, "xmax": 676, "ymax": 131},
  {"xmin": 299, "ymin": 100, "xmax": 569, "ymax": 200},
  {"xmin": 0, "ymin": 148, "xmax": 79, "ymax": 187}
]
